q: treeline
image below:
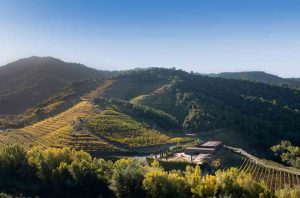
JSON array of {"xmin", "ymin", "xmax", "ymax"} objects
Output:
[
  {"xmin": 0, "ymin": 145, "xmax": 299, "ymax": 198},
  {"xmin": 115, "ymin": 67, "xmax": 189, "ymax": 83},
  {"xmin": 271, "ymin": 141, "xmax": 300, "ymax": 169}
]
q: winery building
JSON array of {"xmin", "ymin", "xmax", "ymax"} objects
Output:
[{"xmin": 184, "ymin": 141, "xmax": 223, "ymax": 155}]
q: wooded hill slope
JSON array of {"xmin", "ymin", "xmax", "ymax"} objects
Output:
[
  {"xmin": 1, "ymin": 62, "xmax": 300, "ymax": 157},
  {"xmin": 0, "ymin": 56, "xmax": 116, "ymax": 115},
  {"xmin": 103, "ymin": 68, "xmax": 300, "ymax": 156}
]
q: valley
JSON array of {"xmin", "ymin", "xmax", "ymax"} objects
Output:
[
  {"xmin": 2, "ymin": 0, "xmax": 300, "ymax": 196},
  {"xmin": 1, "ymin": 58, "xmax": 300, "ymax": 197},
  {"xmin": 0, "ymin": 78, "xmax": 186, "ymax": 155}
]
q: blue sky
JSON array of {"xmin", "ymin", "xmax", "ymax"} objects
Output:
[{"xmin": 1, "ymin": 0, "xmax": 300, "ymax": 77}]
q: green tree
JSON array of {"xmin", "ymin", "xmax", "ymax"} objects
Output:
[
  {"xmin": 143, "ymin": 169, "xmax": 190, "ymax": 198},
  {"xmin": 215, "ymin": 168, "xmax": 272, "ymax": 198},
  {"xmin": 110, "ymin": 158, "xmax": 147, "ymax": 197},
  {"xmin": 0, "ymin": 144, "xmax": 27, "ymax": 176},
  {"xmin": 200, "ymin": 175, "xmax": 217, "ymax": 197},
  {"xmin": 27, "ymin": 147, "xmax": 112, "ymax": 197},
  {"xmin": 185, "ymin": 165, "xmax": 202, "ymax": 196}
]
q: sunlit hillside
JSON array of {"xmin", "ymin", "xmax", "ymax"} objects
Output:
[{"xmin": 0, "ymin": 101, "xmax": 117, "ymax": 152}]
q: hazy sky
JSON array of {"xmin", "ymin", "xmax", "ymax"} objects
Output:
[{"xmin": 1, "ymin": 0, "xmax": 300, "ymax": 77}]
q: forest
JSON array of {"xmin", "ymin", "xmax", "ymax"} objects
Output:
[
  {"xmin": 113, "ymin": 68, "xmax": 300, "ymax": 156},
  {"xmin": 0, "ymin": 145, "xmax": 299, "ymax": 198}
]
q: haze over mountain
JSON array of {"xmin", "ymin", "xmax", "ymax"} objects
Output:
[
  {"xmin": 205, "ymin": 71, "xmax": 300, "ymax": 89},
  {"xmin": 0, "ymin": 56, "xmax": 115, "ymax": 115}
]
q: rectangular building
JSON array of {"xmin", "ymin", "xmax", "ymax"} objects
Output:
[{"xmin": 184, "ymin": 141, "xmax": 223, "ymax": 155}]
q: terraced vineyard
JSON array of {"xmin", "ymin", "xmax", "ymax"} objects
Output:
[
  {"xmin": 0, "ymin": 101, "xmax": 117, "ymax": 152},
  {"xmin": 221, "ymin": 147, "xmax": 300, "ymax": 192},
  {"xmin": 0, "ymin": 78, "xmax": 184, "ymax": 153},
  {"xmin": 237, "ymin": 157, "xmax": 300, "ymax": 192},
  {"xmin": 87, "ymin": 109, "xmax": 182, "ymax": 148}
]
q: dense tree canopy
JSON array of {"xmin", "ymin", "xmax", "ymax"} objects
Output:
[
  {"xmin": 1, "ymin": 145, "xmax": 297, "ymax": 197},
  {"xmin": 114, "ymin": 68, "xmax": 300, "ymax": 155}
]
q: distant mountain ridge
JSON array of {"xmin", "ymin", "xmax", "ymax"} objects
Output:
[
  {"xmin": 0, "ymin": 56, "xmax": 116, "ymax": 114},
  {"xmin": 205, "ymin": 71, "xmax": 300, "ymax": 89}
]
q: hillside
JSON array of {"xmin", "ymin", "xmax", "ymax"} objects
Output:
[
  {"xmin": 207, "ymin": 71, "xmax": 300, "ymax": 89},
  {"xmin": 0, "ymin": 101, "xmax": 117, "ymax": 152},
  {"xmin": 0, "ymin": 56, "xmax": 116, "ymax": 115},
  {"xmin": 288, "ymin": 77, "xmax": 300, "ymax": 83},
  {"xmin": 213, "ymin": 147, "xmax": 300, "ymax": 193},
  {"xmin": 2, "ymin": 66, "xmax": 300, "ymax": 158},
  {"xmin": 1, "ymin": 64, "xmax": 300, "ymax": 194},
  {"xmin": 0, "ymin": 79, "xmax": 185, "ymax": 155},
  {"xmin": 0, "ymin": 80, "xmax": 114, "ymax": 129},
  {"xmin": 104, "ymin": 69, "xmax": 300, "ymax": 157}
]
